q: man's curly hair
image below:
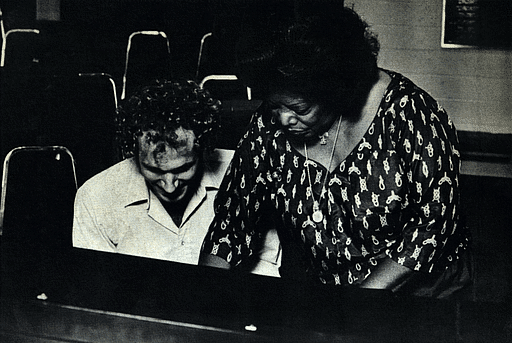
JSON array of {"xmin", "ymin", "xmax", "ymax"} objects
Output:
[{"xmin": 115, "ymin": 79, "xmax": 221, "ymax": 159}]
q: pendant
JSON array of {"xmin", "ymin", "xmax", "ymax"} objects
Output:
[
  {"xmin": 319, "ymin": 132, "xmax": 328, "ymax": 145},
  {"xmin": 313, "ymin": 210, "xmax": 324, "ymax": 223},
  {"xmin": 312, "ymin": 200, "xmax": 323, "ymax": 223}
]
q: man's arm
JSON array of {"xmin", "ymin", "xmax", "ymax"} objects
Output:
[{"xmin": 73, "ymin": 188, "xmax": 117, "ymax": 253}]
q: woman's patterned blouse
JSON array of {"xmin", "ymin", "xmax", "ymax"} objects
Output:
[{"xmin": 202, "ymin": 70, "xmax": 470, "ymax": 286}]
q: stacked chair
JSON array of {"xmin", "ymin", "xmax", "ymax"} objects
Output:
[
  {"xmin": 0, "ymin": 146, "xmax": 77, "ymax": 299},
  {"xmin": 43, "ymin": 73, "xmax": 119, "ymax": 186},
  {"xmin": 121, "ymin": 31, "xmax": 172, "ymax": 100},
  {"xmin": 196, "ymin": 31, "xmax": 261, "ymax": 150}
]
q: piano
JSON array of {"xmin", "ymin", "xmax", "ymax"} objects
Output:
[{"xmin": 1, "ymin": 243, "xmax": 511, "ymax": 342}]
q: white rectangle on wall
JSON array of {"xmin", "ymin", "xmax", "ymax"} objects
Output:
[{"xmin": 36, "ymin": 0, "xmax": 61, "ymax": 21}]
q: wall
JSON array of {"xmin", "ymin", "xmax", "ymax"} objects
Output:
[{"xmin": 347, "ymin": 0, "xmax": 511, "ymax": 134}]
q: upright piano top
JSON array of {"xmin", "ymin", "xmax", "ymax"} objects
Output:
[{"xmin": 1, "ymin": 247, "xmax": 510, "ymax": 342}]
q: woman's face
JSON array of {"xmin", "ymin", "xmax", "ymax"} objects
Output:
[{"xmin": 268, "ymin": 91, "xmax": 336, "ymax": 140}]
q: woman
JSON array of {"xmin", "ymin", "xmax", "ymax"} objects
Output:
[{"xmin": 200, "ymin": 7, "xmax": 471, "ymax": 297}]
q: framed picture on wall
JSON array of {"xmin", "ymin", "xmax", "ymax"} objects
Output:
[{"xmin": 441, "ymin": 0, "xmax": 512, "ymax": 49}]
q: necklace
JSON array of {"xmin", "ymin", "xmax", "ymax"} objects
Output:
[
  {"xmin": 319, "ymin": 132, "xmax": 328, "ymax": 145},
  {"xmin": 304, "ymin": 117, "xmax": 343, "ymax": 223}
]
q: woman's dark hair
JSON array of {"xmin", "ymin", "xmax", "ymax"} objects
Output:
[
  {"xmin": 236, "ymin": 7, "xmax": 380, "ymax": 118},
  {"xmin": 115, "ymin": 79, "xmax": 221, "ymax": 159}
]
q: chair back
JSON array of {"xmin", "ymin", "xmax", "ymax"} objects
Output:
[
  {"xmin": 195, "ymin": 32, "xmax": 212, "ymax": 80},
  {"xmin": 194, "ymin": 31, "xmax": 238, "ymax": 82},
  {"xmin": 0, "ymin": 6, "xmax": 5, "ymax": 54},
  {"xmin": 0, "ymin": 146, "xmax": 77, "ymax": 298},
  {"xmin": 121, "ymin": 31, "xmax": 172, "ymax": 100},
  {"xmin": 0, "ymin": 29, "xmax": 45, "ymax": 161},
  {"xmin": 1, "ymin": 29, "xmax": 40, "ymax": 69},
  {"xmin": 43, "ymin": 73, "xmax": 118, "ymax": 185},
  {"xmin": 199, "ymin": 75, "xmax": 261, "ymax": 150},
  {"xmin": 200, "ymin": 74, "xmax": 252, "ymax": 101}
]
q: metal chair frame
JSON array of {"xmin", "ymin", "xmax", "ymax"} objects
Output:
[
  {"xmin": 199, "ymin": 74, "xmax": 253, "ymax": 101},
  {"xmin": 0, "ymin": 146, "xmax": 78, "ymax": 235},
  {"xmin": 79, "ymin": 72, "xmax": 119, "ymax": 108},
  {"xmin": 120, "ymin": 30, "xmax": 171, "ymax": 100},
  {"xmin": 195, "ymin": 32, "xmax": 212, "ymax": 80},
  {"xmin": 0, "ymin": 28, "xmax": 40, "ymax": 67}
]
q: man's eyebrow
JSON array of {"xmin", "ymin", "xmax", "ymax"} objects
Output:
[{"xmin": 142, "ymin": 159, "xmax": 197, "ymax": 174}]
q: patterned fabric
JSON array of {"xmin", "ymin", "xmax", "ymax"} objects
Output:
[{"xmin": 202, "ymin": 70, "xmax": 470, "ymax": 286}]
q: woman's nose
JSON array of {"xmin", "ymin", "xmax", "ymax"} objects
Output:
[
  {"xmin": 158, "ymin": 174, "xmax": 179, "ymax": 193},
  {"xmin": 277, "ymin": 108, "xmax": 298, "ymax": 126}
]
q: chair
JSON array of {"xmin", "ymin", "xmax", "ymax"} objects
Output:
[
  {"xmin": 0, "ymin": 146, "xmax": 78, "ymax": 299},
  {"xmin": 200, "ymin": 75, "xmax": 261, "ymax": 150},
  {"xmin": 43, "ymin": 73, "xmax": 119, "ymax": 186},
  {"xmin": 121, "ymin": 31, "xmax": 172, "ymax": 100},
  {"xmin": 195, "ymin": 32, "xmax": 212, "ymax": 80},
  {"xmin": 199, "ymin": 74, "xmax": 252, "ymax": 101},
  {"xmin": 0, "ymin": 28, "xmax": 40, "ymax": 68},
  {"xmin": 194, "ymin": 31, "xmax": 238, "ymax": 82},
  {"xmin": 0, "ymin": 7, "xmax": 5, "ymax": 52},
  {"xmin": 0, "ymin": 28, "xmax": 45, "ymax": 163}
]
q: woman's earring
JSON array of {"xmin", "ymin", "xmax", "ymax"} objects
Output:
[{"xmin": 271, "ymin": 116, "xmax": 276, "ymax": 124}]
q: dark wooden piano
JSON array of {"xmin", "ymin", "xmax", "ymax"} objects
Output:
[{"xmin": 1, "ymin": 242, "xmax": 511, "ymax": 343}]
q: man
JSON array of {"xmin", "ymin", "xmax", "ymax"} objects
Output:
[{"xmin": 73, "ymin": 79, "xmax": 280, "ymax": 276}]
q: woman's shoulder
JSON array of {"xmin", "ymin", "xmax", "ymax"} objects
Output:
[
  {"xmin": 381, "ymin": 69, "xmax": 440, "ymax": 107},
  {"xmin": 379, "ymin": 69, "xmax": 457, "ymax": 142},
  {"xmin": 380, "ymin": 69, "xmax": 449, "ymax": 122},
  {"xmin": 233, "ymin": 108, "xmax": 290, "ymax": 162}
]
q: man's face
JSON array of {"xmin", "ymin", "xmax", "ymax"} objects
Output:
[{"xmin": 137, "ymin": 128, "xmax": 200, "ymax": 204}]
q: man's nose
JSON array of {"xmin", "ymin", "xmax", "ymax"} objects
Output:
[{"xmin": 158, "ymin": 174, "xmax": 178, "ymax": 193}]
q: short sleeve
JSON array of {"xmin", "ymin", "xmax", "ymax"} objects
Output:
[
  {"xmin": 389, "ymin": 89, "xmax": 463, "ymax": 273},
  {"xmin": 202, "ymin": 113, "xmax": 274, "ymax": 267},
  {"xmin": 73, "ymin": 186, "xmax": 117, "ymax": 253}
]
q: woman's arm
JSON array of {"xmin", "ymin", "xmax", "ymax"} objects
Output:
[
  {"xmin": 199, "ymin": 254, "xmax": 231, "ymax": 269},
  {"xmin": 382, "ymin": 85, "xmax": 463, "ymax": 276},
  {"xmin": 359, "ymin": 257, "xmax": 412, "ymax": 290},
  {"xmin": 200, "ymin": 112, "xmax": 272, "ymax": 269}
]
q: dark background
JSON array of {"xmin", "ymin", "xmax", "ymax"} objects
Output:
[{"xmin": 0, "ymin": 0, "xmax": 347, "ymax": 184}]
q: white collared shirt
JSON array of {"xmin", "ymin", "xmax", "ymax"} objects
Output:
[{"xmin": 73, "ymin": 149, "xmax": 227, "ymax": 264}]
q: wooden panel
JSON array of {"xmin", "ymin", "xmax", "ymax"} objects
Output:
[
  {"xmin": 350, "ymin": 0, "xmax": 442, "ymax": 28},
  {"xmin": 0, "ymin": 299, "xmax": 261, "ymax": 343},
  {"xmin": 438, "ymin": 98, "xmax": 511, "ymax": 134},
  {"xmin": 402, "ymin": 73, "xmax": 511, "ymax": 104}
]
